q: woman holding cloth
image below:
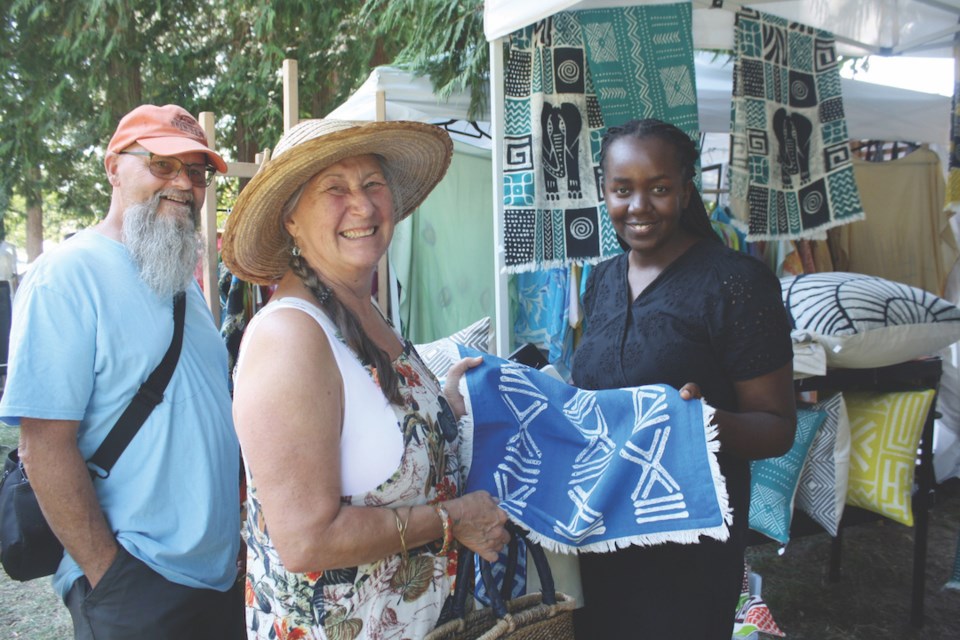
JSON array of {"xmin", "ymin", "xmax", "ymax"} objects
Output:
[
  {"xmin": 222, "ymin": 119, "xmax": 509, "ymax": 639},
  {"xmin": 570, "ymin": 118, "xmax": 797, "ymax": 638}
]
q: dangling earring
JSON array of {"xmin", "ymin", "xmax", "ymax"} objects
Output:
[{"xmin": 291, "ymin": 241, "xmax": 301, "ymax": 257}]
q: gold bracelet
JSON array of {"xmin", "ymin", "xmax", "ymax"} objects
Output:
[
  {"xmin": 434, "ymin": 503, "xmax": 454, "ymax": 557},
  {"xmin": 392, "ymin": 506, "xmax": 411, "ymax": 566}
]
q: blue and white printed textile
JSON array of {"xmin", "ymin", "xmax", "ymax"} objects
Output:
[{"xmin": 460, "ymin": 347, "xmax": 731, "ymax": 554}]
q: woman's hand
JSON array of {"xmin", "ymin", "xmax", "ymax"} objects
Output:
[
  {"xmin": 442, "ymin": 356, "xmax": 483, "ymax": 420},
  {"xmin": 445, "ymin": 490, "xmax": 510, "ymax": 562},
  {"xmin": 679, "ymin": 382, "xmax": 702, "ymax": 400}
]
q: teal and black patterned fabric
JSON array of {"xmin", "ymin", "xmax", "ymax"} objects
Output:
[
  {"xmin": 501, "ymin": 3, "xmax": 699, "ymax": 272},
  {"xmin": 502, "ymin": 12, "xmax": 614, "ymax": 272},
  {"xmin": 728, "ymin": 8, "xmax": 864, "ymax": 241},
  {"xmin": 578, "ymin": 3, "xmax": 698, "ymax": 135}
]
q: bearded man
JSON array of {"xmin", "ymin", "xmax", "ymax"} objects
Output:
[{"xmin": 0, "ymin": 105, "xmax": 242, "ymax": 639}]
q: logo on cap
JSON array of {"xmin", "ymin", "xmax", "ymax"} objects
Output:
[{"xmin": 171, "ymin": 114, "xmax": 207, "ymax": 142}]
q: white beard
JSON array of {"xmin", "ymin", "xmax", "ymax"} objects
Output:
[{"xmin": 122, "ymin": 191, "xmax": 202, "ymax": 298}]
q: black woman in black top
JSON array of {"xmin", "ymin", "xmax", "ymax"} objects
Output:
[{"xmin": 570, "ymin": 118, "xmax": 796, "ymax": 639}]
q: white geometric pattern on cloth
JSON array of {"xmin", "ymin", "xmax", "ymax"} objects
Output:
[
  {"xmin": 461, "ymin": 346, "xmax": 731, "ymax": 554},
  {"xmin": 844, "ymin": 390, "xmax": 936, "ymax": 526},
  {"xmin": 795, "ymin": 393, "xmax": 851, "ymax": 537},
  {"xmin": 748, "ymin": 407, "xmax": 827, "ymax": 545}
]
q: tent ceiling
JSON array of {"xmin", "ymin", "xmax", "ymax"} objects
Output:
[
  {"xmin": 332, "ymin": 59, "xmax": 951, "ymax": 145},
  {"xmin": 483, "ymin": 0, "xmax": 960, "ymax": 57}
]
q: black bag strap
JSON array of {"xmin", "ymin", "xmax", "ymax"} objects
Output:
[
  {"xmin": 440, "ymin": 520, "xmax": 558, "ymax": 624},
  {"xmin": 87, "ymin": 292, "xmax": 186, "ymax": 479}
]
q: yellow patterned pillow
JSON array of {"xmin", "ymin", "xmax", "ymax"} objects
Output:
[{"xmin": 844, "ymin": 390, "xmax": 935, "ymax": 526}]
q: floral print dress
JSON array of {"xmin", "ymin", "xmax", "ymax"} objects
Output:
[{"xmin": 239, "ymin": 298, "xmax": 464, "ymax": 640}]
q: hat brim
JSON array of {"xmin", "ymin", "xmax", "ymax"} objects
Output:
[
  {"xmin": 140, "ymin": 137, "xmax": 228, "ymax": 173},
  {"xmin": 222, "ymin": 120, "xmax": 453, "ymax": 285}
]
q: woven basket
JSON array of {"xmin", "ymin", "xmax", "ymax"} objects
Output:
[
  {"xmin": 425, "ymin": 523, "xmax": 576, "ymax": 640},
  {"xmin": 425, "ymin": 590, "xmax": 576, "ymax": 640}
]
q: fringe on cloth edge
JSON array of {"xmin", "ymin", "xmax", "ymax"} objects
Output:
[
  {"xmin": 500, "ymin": 255, "xmax": 611, "ymax": 275},
  {"xmin": 739, "ymin": 212, "xmax": 864, "ymax": 243},
  {"xmin": 507, "ymin": 399, "xmax": 732, "ymax": 556}
]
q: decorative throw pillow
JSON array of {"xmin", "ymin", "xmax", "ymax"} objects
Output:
[
  {"xmin": 749, "ymin": 409, "xmax": 828, "ymax": 544},
  {"xmin": 413, "ymin": 316, "xmax": 493, "ymax": 380},
  {"xmin": 844, "ymin": 389, "xmax": 936, "ymax": 526},
  {"xmin": 781, "ymin": 272, "xmax": 960, "ymax": 369},
  {"xmin": 795, "ymin": 393, "xmax": 851, "ymax": 536}
]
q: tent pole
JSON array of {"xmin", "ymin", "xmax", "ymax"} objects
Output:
[
  {"xmin": 199, "ymin": 111, "xmax": 220, "ymax": 322},
  {"xmin": 283, "ymin": 59, "xmax": 299, "ymax": 132},
  {"xmin": 490, "ymin": 37, "xmax": 509, "ymax": 358}
]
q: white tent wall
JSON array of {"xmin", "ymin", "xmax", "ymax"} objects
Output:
[{"xmin": 484, "ymin": 0, "xmax": 960, "ymax": 57}]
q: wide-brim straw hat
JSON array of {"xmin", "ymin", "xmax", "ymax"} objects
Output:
[{"xmin": 222, "ymin": 119, "xmax": 453, "ymax": 285}]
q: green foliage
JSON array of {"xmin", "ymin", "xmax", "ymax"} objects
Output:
[
  {"xmin": 0, "ymin": 0, "xmax": 481, "ymax": 254},
  {"xmin": 361, "ymin": 0, "xmax": 488, "ymax": 120}
]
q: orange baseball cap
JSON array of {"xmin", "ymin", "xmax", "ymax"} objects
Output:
[{"xmin": 107, "ymin": 104, "xmax": 227, "ymax": 173}]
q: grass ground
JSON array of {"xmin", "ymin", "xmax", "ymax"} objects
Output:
[
  {"xmin": 0, "ymin": 428, "xmax": 72, "ymax": 639},
  {"xmin": 2, "ymin": 424, "xmax": 959, "ymax": 639}
]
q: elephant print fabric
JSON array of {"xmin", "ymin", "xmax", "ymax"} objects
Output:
[
  {"xmin": 728, "ymin": 8, "xmax": 865, "ymax": 241},
  {"xmin": 502, "ymin": 12, "xmax": 614, "ymax": 272},
  {"xmin": 501, "ymin": 4, "xmax": 701, "ymax": 272}
]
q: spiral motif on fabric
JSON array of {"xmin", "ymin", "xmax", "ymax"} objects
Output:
[
  {"xmin": 791, "ymin": 80, "xmax": 809, "ymax": 101},
  {"xmin": 802, "ymin": 191, "xmax": 823, "ymax": 215},
  {"xmin": 556, "ymin": 60, "xmax": 581, "ymax": 86},
  {"xmin": 569, "ymin": 216, "xmax": 594, "ymax": 240}
]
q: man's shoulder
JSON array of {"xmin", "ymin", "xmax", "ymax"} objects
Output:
[{"xmin": 23, "ymin": 231, "xmax": 124, "ymax": 285}]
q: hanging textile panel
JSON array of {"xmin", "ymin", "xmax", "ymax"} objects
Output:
[
  {"xmin": 502, "ymin": 12, "xmax": 619, "ymax": 272},
  {"xmin": 948, "ymin": 80, "xmax": 960, "ymax": 211},
  {"xmin": 577, "ymin": 3, "xmax": 699, "ymax": 135},
  {"xmin": 728, "ymin": 8, "xmax": 864, "ymax": 241},
  {"xmin": 461, "ymin": 347, "xmax": 731, "ymax": 554}
]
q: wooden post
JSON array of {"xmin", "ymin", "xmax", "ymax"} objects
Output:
[
  {"xmin": 376, "ymin": 89, "xmax": 390, "ymax": 315},
  {"xmin": 283, "ymin": 59, "xmax": 299, "ymax": 132},
  {"xmin": 198, "ymin": 111, "xmax": 220, "ymax": 322}
]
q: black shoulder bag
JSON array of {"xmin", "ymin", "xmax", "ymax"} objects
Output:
[{"xmin": 0, "ymin": 292, "xmax": 186, "ymax": 581}]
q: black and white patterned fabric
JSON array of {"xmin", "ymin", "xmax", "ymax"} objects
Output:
[
  {"xmin": 412, "ymin": 316, "xmax": 493, "ymax": 380},
  {"xmin": 781, "ymin": 272, "xmax": 960, "ymax": 368}
]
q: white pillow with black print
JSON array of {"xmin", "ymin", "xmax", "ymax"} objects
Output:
[
  {"xmin": 781, "ymin": 272, "xmax": 960, "ymax": 368},
  {"xmin": 413, "ymin": 316, "xmax": 494, "ymax": 381}
]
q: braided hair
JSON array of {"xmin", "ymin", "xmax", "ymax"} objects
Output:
[
  {"xmin": 599, "ymin": 118, "xmax": 720, "ymax": 243},
  {"xmin": 281, "ymin": 156, "xmax": 405, "ymax": 406}
]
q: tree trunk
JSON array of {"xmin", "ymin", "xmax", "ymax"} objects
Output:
[
  {"xmin": 24, "ymin": 169, "xmax": 43, "ymax": 262},
  {"xmin": 25, "ymin": 202, "xmax": 43, "ymax": 263}
]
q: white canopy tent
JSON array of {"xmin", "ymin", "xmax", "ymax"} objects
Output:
[
  {"xmin": 329, "ymin": 58, "xmax": 952, "ymax": 144},
  {"xmin": 484, "ymin": 0, "xmax": 960, "ymax": 57}
]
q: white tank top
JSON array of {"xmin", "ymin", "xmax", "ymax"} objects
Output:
[{"xmin": 238, "ymin": 297, "xmax": 404, "ymax": 496}]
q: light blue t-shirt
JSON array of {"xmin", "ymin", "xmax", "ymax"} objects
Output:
[{"xmin": 0, "ymin": 230, "xmax": 240, "ymax": 599}]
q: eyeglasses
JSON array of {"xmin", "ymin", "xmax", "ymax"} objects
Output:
[{"xmin": 119, "ymin": 151, "xmax": 217, "ymax": 187}]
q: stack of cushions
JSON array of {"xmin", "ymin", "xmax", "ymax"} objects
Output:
[
  {"xmin": 412, "ymin": 316, "xmax": 493, "ymax": 380},
  {"xmin": 749, "ymin": 409, "xmax": 828, "ymax": 544},
  {"xmin": 795, "ymin": 393, "xmax": 851, "ymax": 537},
  {"xmin": 843, "ymin": 389, "xmax": 936, "ymax": 526},
  {"xmin": 781, "ymin": 272, "xmax": 960, "ymax": 369}
]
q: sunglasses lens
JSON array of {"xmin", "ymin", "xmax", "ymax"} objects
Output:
[{"xmin": 148, "ymin": 157, "xmax": 180, "ymax": 181}]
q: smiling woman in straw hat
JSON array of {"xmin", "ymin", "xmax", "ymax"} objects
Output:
[{"xmin": 222, "ymin": 119, "xmax": 509, "ymax": 639}]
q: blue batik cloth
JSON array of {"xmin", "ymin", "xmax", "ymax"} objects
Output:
[{"xmin": 461, "ymin": 347, "xmax": 731, "ymax": 554}]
